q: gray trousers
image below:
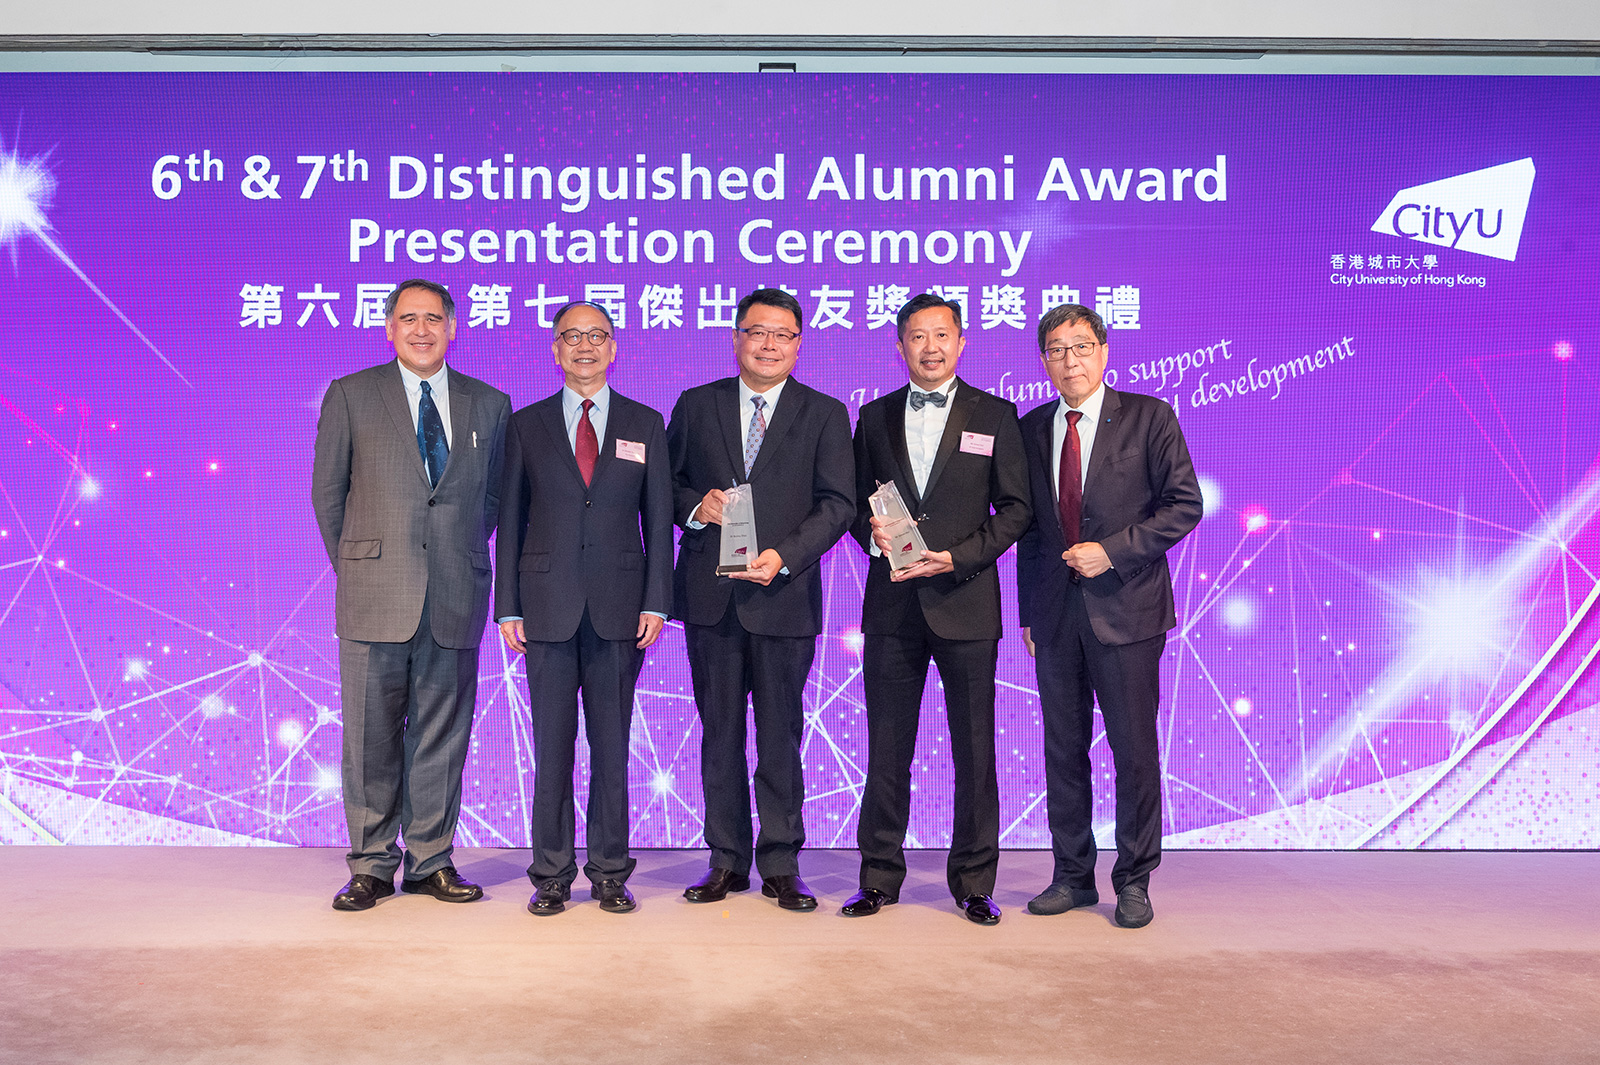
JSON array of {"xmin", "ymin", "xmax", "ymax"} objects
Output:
[{"xmin": 339, "ymin": 608, "xmax": 479, "ymax": 881}]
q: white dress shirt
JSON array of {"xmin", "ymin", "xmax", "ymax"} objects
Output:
[
  {"xmin": 1051, "ymin": 383, "xmax": 1105, "ymax": 502},
  {"xmin": 396, "ymin": 360, "xmax": 453, "ymax": 448},
  {"xmin": 905, "ymin": 377, "xmax": 958, "ymax": 497}
]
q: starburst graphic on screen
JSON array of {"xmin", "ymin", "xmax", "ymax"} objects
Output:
[{"xmin": 0, "ymin": 139, "xmax": 190, "ymax": 387}]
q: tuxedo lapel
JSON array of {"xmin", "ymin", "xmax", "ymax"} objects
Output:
[
  {"xmin": 919, "ymin": 379, "xmax": 976, "ymax": 503},
  {"xmin": 376, "ymin": 362, "xmax": 433, "ymax": 489},
  {"xmin": 881, "ymin": 386, "xmax": 920, "ymax": 510}
]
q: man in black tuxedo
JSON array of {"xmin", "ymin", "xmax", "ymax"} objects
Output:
[
  {"xmin": 667, "ymin": 288, "xmax": 855, "ymax": 912},
  {"xmin": 495, "ymin": 300, "xmax": 673, "ymax": 916},
  {"xmin": 841, "ymin": 293, "xmax": 1031, "ymax": 925},
  {"xmin": 1016, "ymin": 304, "xmax": 1202, "ymax": 928}
]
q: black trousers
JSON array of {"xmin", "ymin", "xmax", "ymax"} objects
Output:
[
  {"xmin": 859, "ymin": 596, "xmax": 1000, "ymax": 901},
  {"xmin": 1034, "ymin": 585, "xmax": 1165, "ymax": 895},
  {"xmin": 685, "ymin": 607, "xmax": 817, "ymax": 878},
  {"xmin": 524, "ymin": 608, "xmax": 642, "ymax": 887}
]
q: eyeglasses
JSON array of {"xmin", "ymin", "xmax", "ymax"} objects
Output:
[
  {"xmin": 558, "ymin": 328, "xmax": 611, "ymax": 346},
  {"xmin": 1043, "ymin": 341, "xmax": 1101, "ymax": 362},
  {"xmin": 738, "ymin": 327, "xmax": 800, "ymax": 345}
]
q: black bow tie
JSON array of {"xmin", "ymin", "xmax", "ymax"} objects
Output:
[{"xmin": 909, "ymin": 389, "xmax": 948, "ymax": 410}]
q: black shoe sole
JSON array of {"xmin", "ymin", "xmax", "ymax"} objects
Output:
[
  {"xmin": 683, "ymin": 875, "xmax": 751, "ymax": 903},
  {"xmin": 1026, "ymin": 892, "xmax": 1100, "ymax": 916},
  {"xmin": 332, "ymin": 886, "xmax": 394, "ymax": 912},
  {"xmin": 401, "ymin": 881, "xmax": 483, "ymax": 903},
  {"xmin": 840, "ymin": 893, "xmax": 896, "ymax": 917},
  {"xmin": 762, "ymin": 885, "xmax": 819, "ymax": 911}
]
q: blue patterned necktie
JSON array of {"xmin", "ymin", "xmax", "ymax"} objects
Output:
[
  {"xmin": 417, "ymin": 379, "xmax": 449, "ymax": 488},
  {"xmin": 744, "ymin": 395, "xmax": 767, "ymax": 477}
]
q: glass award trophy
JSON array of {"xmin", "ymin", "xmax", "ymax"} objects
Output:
[
  {"xmin": 717, "ymin": 482, "xmax": 759, "ymax": 575},
  {"xmin": 868, "ymin": 480, "xmax": 929, "ymax": 574}
]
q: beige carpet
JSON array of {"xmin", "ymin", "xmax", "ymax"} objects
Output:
[{"xmin": 2, "ymin": 847, "xmax": 1596, "ymax": 1064}]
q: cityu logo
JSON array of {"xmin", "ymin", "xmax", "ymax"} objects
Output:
[{"xmin": 1370, "ymin": 158, "xmax": 1535, "ymax": 262}]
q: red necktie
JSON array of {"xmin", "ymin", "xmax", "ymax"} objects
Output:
[
  {"xmin": 1058, "ymin": 409, "xmax": 1083, "ymax": 544},
  {"xmin": 576, "ymin": 398, "xmax": 598, "ymax": 486}
]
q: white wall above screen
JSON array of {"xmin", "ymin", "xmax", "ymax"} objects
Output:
[{"xmin": 7, "ymin": 0, "xmax": 1600, "ymax": 40}]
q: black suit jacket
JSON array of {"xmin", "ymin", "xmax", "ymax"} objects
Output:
[
  {"xmin": 1016, "ymin": 386, "xmax": 1203, "ymax": 647},
  {"xmin": 495, "ymin": 389, "xmax": 674, "ymax": 643},
  {"xmin": 851, "ymin": 380, "xmax": 1032, "ymax": 641},
  {"xmin": 667, "ymin": 376, "xmax": 855, "ymax": 638}
]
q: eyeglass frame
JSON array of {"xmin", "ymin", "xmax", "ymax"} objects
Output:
[
  {"xmin": 1042, "ymin": 340, "xmax": 1102, "ymax": 362},
  {"xmin": 736, "ymin": 326, "xmax": 801, "ymax": 345},
  {"xmin": 557, "ymin": 327, "xmax": 612, "ymax": 346}
]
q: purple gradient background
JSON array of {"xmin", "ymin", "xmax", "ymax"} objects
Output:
[{"xmin": 1, "ymin": 72, "xmax": 1597, "ymax": 849}]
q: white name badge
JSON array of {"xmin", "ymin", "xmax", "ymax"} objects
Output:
[
  {"xmin": 960, "ymin": 431, "xmax": 995, "ymax": 456},
  {"xmin": 616, "ymin": 439, "xmax": 646, "ymax": 463}
]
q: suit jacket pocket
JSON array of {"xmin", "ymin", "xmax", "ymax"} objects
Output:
[
  {"xmin": 471, "ymin": 549, "xmax": 492, "ymax": 572},
  {"xmin": 522, "ymin": 551, "xmax": 551, "ymax": 572},
  {"xmin": 1102, "ymin": 448, "xmax": 1141, "ymax": 468},
  {"xmin": 340, "ymin": 539, "xmax": 381, "ymax": 559}
]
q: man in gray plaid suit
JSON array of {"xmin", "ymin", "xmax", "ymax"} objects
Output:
[{"xmin": 313, "ymin": 278, "xmax": 511, "ymax": 911}]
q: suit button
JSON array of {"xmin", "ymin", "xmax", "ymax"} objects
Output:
[
  {"xmin": 585, "ymin": 500, "xmax": 593, "ymax": 508},
  {"xmin": 428, "ymin": 499, "xmax": 436, "ymax": 507}
]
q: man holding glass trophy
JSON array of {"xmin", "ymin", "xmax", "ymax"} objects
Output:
[
  {"xmin": 843, "ymin": 293, "xmax": 1032, "ymax": 925},
  {"xmin": 665, "ymin": 288, "xmax": 855, "ymax": 912}
]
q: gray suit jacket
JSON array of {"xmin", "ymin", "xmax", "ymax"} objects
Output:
[{"xmin": 313, "ymin": 360, "xmax": 511, "ymax": 649}]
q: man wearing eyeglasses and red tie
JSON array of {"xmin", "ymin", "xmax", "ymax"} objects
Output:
[
  {"xmin": 495, "ymin": 300, "xmax": 674, "ymax": 916},
  {"xmin": 1016, "ymin": 303, "xmax": 1203, "ymax": 929},
  {"xmin": 666, "ymin": 288, "xmax": 854, "ymax": 912}
]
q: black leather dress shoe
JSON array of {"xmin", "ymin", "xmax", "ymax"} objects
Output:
[
  {"xmin": 527, "ymin": 879, "xmax": 572, "ymax": 916},
  {"xmin": 959, "ymin": 893, "xmax": 1002, "ymax": 925},
  {"xmin": 761, "ymin": 874, "xmax": 819, "ymax": 912},
  {"xmin": 1115, "ymin": 884, "xmax": 1154, "ymax": 928},
  {"xmin": 840, "ymin": 888, "xmax": 895, "ymax": 917},
  {"xmin": 401, "ymin": 865, "xmax": 483, "ymax": 903},
  {"xmin": 683, "ymin": 867, "xmax": 752, "ymax": 903},
  {"xmin": 590, "ymin": 878, "xmax": 637, "ymax": 914},
  {"xmin": 332, "ymin": 874, "xmax": 394, "ymax": 911},
  {"xmin": 1027, "ymin": 883, "xmax": 1100, "ymax": 915}
]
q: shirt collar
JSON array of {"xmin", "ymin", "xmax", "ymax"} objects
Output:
[
  {"xmin": 397, "ymin": 359, "xmax": 449, "ymax": 395},
  {"xmin": 563, "ymin": 383, "xmax": 611, "ymax": 418},
  {"xmin": 908, "ymin": 376, "xmax": 959, "ymax": 399},
  {"xmin": 1060, "ymin": 383, "xmax": 1106, "ymax": 425},
  {"xmin": 739, "ymin": 375, "xmax": 788, "ymax": 410}
]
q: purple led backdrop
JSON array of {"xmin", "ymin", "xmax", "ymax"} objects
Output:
[{"xmin": 1, "ymin": 72, "xmax": 1597, "ymax": 848}]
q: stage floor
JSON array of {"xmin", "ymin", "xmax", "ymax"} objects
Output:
[{"xmin": 2, "ymin": 847, "xmax": 1597, "ymax": 1064}]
